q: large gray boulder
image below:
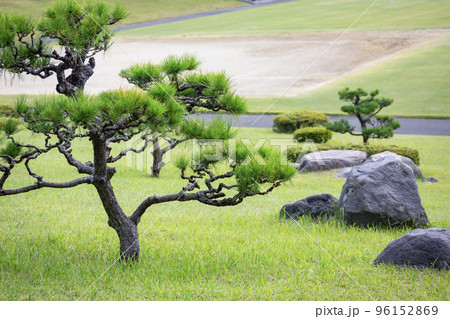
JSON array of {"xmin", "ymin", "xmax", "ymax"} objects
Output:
[
  {"xmin": 339, "ymin": 157, "xmax": 429, "ymax": 226},
  {"xmin": 374, "ymin": 228, "xmax": 450, "ymax": 270},
  {"xmin": 297, "ymin": 150, "xmax": 367, "ymax": 173},
  {"xmin": 364, "ymin": 151, "xmax": 422, "ymax": 177},
  {"xmin": 281, "ymin": 193, "xmax": 338, "ymax": 219}
]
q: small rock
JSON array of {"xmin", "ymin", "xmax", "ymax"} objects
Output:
[
  {"xmin": 336, "ymin": 167, "xmax": 352, "ymax": 179},
  {"xmin": 374, "ymin": 228, "xmax": 450, "ymax": 270},
  {"xmin": 421, "ymin": 177, "xmax": 438, "ymax": 183},
  {"xmin": 297, "ymin": 150, "xmax": 367, "ymax": 173},
  {"xmin": 289, "ymin": 162, "xmax": 301, "ymax": 169},
  {"xmin": 339, "ymin": 157, "xmax": 429, "ymax": 227},
  {"xmin": 281, "ymin": 193, "xmax": 338, "ymax": 219},
  {"xmin": 364, "ymin": 151, "xmax": 422, "ymax": 178}
]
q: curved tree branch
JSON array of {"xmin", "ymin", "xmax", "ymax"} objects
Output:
[{"xmin": 0, "ymin": 175, "xmax": 93, "ymax": 196}]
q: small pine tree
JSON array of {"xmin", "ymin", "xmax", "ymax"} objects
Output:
[
  {"xmin": 326, "ymin": 87, "xmax": 400, "ymax": 144},
  {"xmin": 120, "ymin": 54, "xmax": 247, "ymax": 177}
]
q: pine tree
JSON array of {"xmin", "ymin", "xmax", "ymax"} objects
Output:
[
  {"xmin": 0, "ymin": 1, "xmax": 296, "ymax": 262},
  {"xmin": 119, "ymin": 54, "xmax": 246, "ymax": 177},
  {"xmin": 0, "ymin": 91, "xmax": 296, "ymax": 261},
  {"xmin": 326, "ymin": 87, "xmax": 400, "ymax": 143},
  {"xmin": 0, "ymin": 0, "xmax": 127, "ymax": 96}
]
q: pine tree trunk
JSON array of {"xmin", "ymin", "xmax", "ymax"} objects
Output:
[
  {"xmin": 363, "ymin": 135, "xmax": 369, "ymax": 144},
  {"xmin": 152, "ymin": 136, "xmax": 164, "ymax": 178},
  {"xmin": 91, "ymin": 136, "xmax": 141, "ymax": 261},
  {"xmin": 115, "ymin": 219, "xmax": 140, "ymax": 262},
  {"xmin": 55, "ymin": 58, "xmax": 95, "ymax": 96},
  {"xmin": 360, "ymin": 118, "xmax": 369, "ymax": 144},
  {"xmin": 94, "ymin": 180, "xmax": 140, "ymax": 262}
]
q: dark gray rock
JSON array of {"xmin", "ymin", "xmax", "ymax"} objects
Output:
[
  {"xmin": 298, "ymin": 150, "xmax": 367, "ymax": 173},
  {"xmin": 421, "ymin": 177, "xmax": 438, "ymax": 183},
  {"xmin": 374, "ymin": 228, "xmax": 450, "ymax": 270},
  {"xmin": 364, "ymin": 151, "xmax": 422, "ymax": 177},
  {"xmin": 339, "ymin": 157, "xmax": 429, "ymax": 227},
  {"xmin": 281, "ymin": 193, "xmax": 338, "ymax": 219}
]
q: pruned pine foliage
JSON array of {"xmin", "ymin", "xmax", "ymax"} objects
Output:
[
  {"xmin": 326, "ymin": 87, "xmax": 400, "ymax": 143},
  {"xmin": 0, "ymin": 90, "xmax": 295, "ymax": 260},
  {"xmin": 174, "ymin": 139, "xmax": 297, "ymax": 194},
  {"xmin": 120, "ymin": 54, "xmax": 247, "ymax": 114},
  {"xmin": 181, "ymin": 117, "xmax": 236, "ymax": 140},
  {"xmin": 0, "ymin": 0, "xmax": 127, "ymax": 96}
]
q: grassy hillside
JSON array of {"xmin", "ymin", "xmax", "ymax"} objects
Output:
[
  {"xmin": 119, "ymin": 0, "xmax": 450, "ymax": 37},
  {"xmin": 0, "ymin": 0, "xmax": 244, "ymax": 25},
  {"xmin": 247, "ymin": 34, "xmax": 450, "ymax": 117},
  {"xmin": 0, "ymin": 128, "xmax": 449, "ymax": 300}
]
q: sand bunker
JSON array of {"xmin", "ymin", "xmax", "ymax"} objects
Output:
[{"xmin": 0, "ymin": 29, "xmax": 447, "ymax": 97}]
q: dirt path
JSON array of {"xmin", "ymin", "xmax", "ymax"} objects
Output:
[{"xmin": 1, "ymin": 29, "xmax": 448, "ymax": 97}]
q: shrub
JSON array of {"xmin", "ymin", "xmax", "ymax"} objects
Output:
[
  {"xmin": 0, "ymin": 105, "xmax": 16, "ymax": 117},
  {"xmin": 287, "ymin": 143, "xmax": 420, "ymax": 165},
  {"xmin": 273, "ymin": 111, "xmax": 329, "ymax": 133},
  {"xmin": 294, "ymin": 127, "xmax": 332, "ymax": 143},
  {"xmin": 0, "ymin": 117, "xmax": 21, "ymax": 133}
]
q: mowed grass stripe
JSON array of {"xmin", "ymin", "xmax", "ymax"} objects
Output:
[
  {"xmin": 118, "ymin": 0, "xmax": 450, "ymax": 37},
  {"xmin": 0, "ymin": 0, "xmax": 244, "ymax": 25}
]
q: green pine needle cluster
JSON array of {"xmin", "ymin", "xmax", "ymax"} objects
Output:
[
  {"xmin": 181, "ymin": 117, "xmax": 236, "ymax": 140},
  {"xmin": 162, "ymin": 54, "xmax": 201, "ymax": 78},
  {"xmin": 38, "ymin": 0, "xmax": 127, "ymax": 54},
  {"xmin": 120, "ymin": 54, "xmax": 247, "ymax": 114},
  {"xmin": 119, "ymin": 63, "xmax": 162, "ymax": 89},
  {"xmin": 15, "ymin": 89, "xmax": 185, "ymax": 134},
  {"xmin": 234, "ymin": 147, "xmax": 297, "ymax": 193},
  {"xmin": 0, "ymin": 0, "xmax": 126, "ymax": 76},
  {"xmin": 0, "ymin": 117, "xmax": 22, "ymax": 158},
  {"xmin": 0, "ymin": 117, "xmax": 20, "ymax": 136},
  {"xmin": 0, "ymin": 13, "xmax": 51, "ymax": 74},
  {"xmin": 175, "ymin": 140, "xmax": 296, "ymax": 194}
]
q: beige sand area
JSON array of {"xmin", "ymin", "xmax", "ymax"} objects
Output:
[{"xmin": 0, "ymin": 29, "xmax": 447, "ymax": 97}]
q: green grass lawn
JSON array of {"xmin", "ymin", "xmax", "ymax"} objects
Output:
[
  {"xmin": 0, "ymin": 0, "xmax": 244, "ymax": 25},
  {"xmin": 247, "ymin": 34, "xmax": 450, "ymax": 118},
  {"xmin": 118, "ymin": 0, "xmax": 450, "ymax": 37},
  {"xmin": 0, "ymin": 127, "xmax": 449, "ymax": 300}
]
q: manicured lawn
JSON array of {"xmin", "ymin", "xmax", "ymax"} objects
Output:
[
  {"xmin": 0, "ymin": 127, "xmax": 448, "ymax": 300},
  {"xmin": 0, "ymin": 0, "xmax": 244, "ymax": 25},
  {"xmin": 118, "ymin": 0, "xmax": 450, "ymax": 37},
  {"xmin": 246, "ymin": 35, "xmax": 450, "ymax": 118}
]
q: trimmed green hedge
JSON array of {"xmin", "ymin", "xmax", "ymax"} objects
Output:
[
  {"xmin": 273, "ymin": 111, "xmax": 329, "ymax": 133},
  {"xmin": 294, "ymin": 127, "xmax": 332, "ymax": 143},
  {"xmin": 287, "ymin": 143, "xmax": 420, "ymax": 165},
  {"xmin": 0, "ymin": 105, "xmax": 15, "ymax": 117}
]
